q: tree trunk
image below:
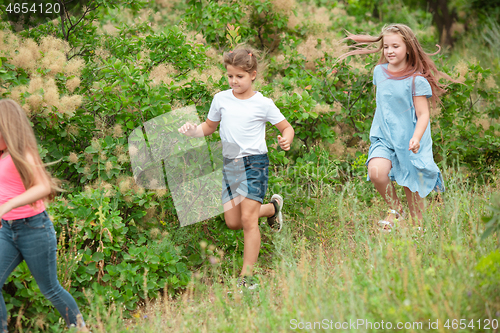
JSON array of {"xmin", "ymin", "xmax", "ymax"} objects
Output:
[{"xmin": 427, "ymin": 0, "xmax": 456, "ymax": 48}]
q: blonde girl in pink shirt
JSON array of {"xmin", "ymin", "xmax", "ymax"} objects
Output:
[{"xmin": 0, "ymin": 99, "xmax": 88, "ymax": 332}]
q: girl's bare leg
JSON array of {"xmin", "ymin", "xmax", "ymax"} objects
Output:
[
  {"xmin": 368, "ymin": 158, "xmax": 403, "ymax": 221},
  {"xmin": 224, "ymin": 196, "xmax": 275, "ymax": 230},
  {"xmin": 224, "ymin": 196, "xmax": 276, "ymax": 276},
  {"xmin": 223, "ymin": 196, "xmax": 244, "ymax": 230},
  {"xmin": 223, "ymin": 196, "xmax": 278, "ymax": 276},
  {"xmin": 403, "ymin": 187, "xmax": 424, "ymax": 223},
  {"xmin": 242, "ymin": 198, "xmax": 262, "ymax": 276}
]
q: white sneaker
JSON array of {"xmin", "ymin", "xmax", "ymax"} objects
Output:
[{"xmin": 267, "ymin": 194, "xmax": 284, "ymax": 232}]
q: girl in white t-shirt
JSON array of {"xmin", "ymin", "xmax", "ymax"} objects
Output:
[{"xmin": 178, "ymin": 47, "xmax": 294, "ymax": 288}]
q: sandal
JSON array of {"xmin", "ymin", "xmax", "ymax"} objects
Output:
[{"xmin": 378, "ymin": 209, "xmax": 404, "ymax": 232}]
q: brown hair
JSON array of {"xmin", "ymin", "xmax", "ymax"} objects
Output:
[
  {"xmin": 0, "ymin": 99, "xmax": 60, "ymax": 202},
  {"xmin": 223, "ymin": 47, "xmax": 259, "ymax": 81},
  {"xmin": 338, "ymin": 23, "xmax": 457, "ymax": 107}
]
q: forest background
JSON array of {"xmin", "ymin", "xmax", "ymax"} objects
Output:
[{"xmin": 0, "ymin": 0, "xmax": 499, "ymax": 331}]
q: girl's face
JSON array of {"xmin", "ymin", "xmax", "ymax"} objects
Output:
[
  {"xmin": 383, "ymin": 33, "xmax": 408, "ymax": 71},
  {"xmin": 226, "ymin": 65, "xmax": 257, "ymax": 99}
]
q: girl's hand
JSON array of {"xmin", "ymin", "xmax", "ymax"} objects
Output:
[
  {"xmin": 278, "ymin": 135, "xmax": 290, "ymax": 151},
  {"xmin": 178, "ymin": 122, "xmax": 197, "ymax": 137},
  {"xmin": 409, "ymin": 137, "xmax": 420, "ymax": 154}
]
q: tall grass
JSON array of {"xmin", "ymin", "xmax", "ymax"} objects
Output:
[
  {"xmin": 483, "ymin": 17, "xmax": 500, "ymax": 61},
  {"xmin": 73, "ymin": 168, "xmax": 499, "ymax": 333}
]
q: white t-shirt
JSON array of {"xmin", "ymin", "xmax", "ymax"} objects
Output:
[{"xmin": 207, "ymin": 89, "xmax": 285, "ymax": 158}]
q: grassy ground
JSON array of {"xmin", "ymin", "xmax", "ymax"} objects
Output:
[{"xmin": 75, "ymin": 168, "xmax": 500, "ymax": 333}]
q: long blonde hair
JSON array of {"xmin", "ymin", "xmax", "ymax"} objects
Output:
[
  {"xmin": 0, "ymin": 99, "xmax": 59, "ymax": 201},
  {"xmin": 339, "ymin": 23, "xmax": 456, "ymax": 107}
]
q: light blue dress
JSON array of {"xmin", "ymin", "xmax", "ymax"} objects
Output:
[{"xmin": 366, "ymin": 64, "xmax": 444, "ymax": 198}]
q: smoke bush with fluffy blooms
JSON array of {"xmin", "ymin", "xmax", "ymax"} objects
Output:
[
  {"xmin": 149, "ymin": 64, "xmax": 176, "ymax": 86},
  {"xmin": 1, "ymin": 29, "xmax": 85, "ymax": 118},
  {"xmin": 66, "ymin": 77, "xmax": 81, "ymax": 93}
]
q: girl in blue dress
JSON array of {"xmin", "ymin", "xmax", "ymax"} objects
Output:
[{"xmin": 339, "ymin": 24, "xmax": 453, "ymax": 229}]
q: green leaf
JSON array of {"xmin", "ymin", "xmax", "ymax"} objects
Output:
[
  {"xmin": 104, "ymin": 136, "xmax": 114, "ymax": 147},
  {"xmin": 85, "ymin": 265, "xmax": 99, "ymax": 275},
  {"xmin": 92, "ymin": 252, "xmax": 104, "ymax": 262},
  {"xmin": 126, "ymin": 121, "xmax": 135, "ymax": 129},
  {"xmin": 84, "ymin": 146, "xmax": 98, "ymax": 154}
]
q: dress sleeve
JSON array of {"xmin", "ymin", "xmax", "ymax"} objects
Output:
[
  {"xmin": 207, "ymin": 94, "xmax": 221, "ymax": 122},
  {"xmin": 413, "ymin": 76, "xmax": 432, "ymax": 98},
  {"xmin": 266, "ymin": 99, "xmax": 286, "ymax": 125},
  {"xmin": 373, "ymin": 65, "xmax": 379, "ymax": 85}
]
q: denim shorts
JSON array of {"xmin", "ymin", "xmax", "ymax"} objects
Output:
[{"xmin": 222, "ymin": 154, "xmax": 269, "ymax": 204}]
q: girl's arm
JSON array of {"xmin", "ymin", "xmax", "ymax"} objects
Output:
[
  {"xmin": 275, "ymin": 119, "xmax": 294, "ymax": 151},
  {"xmin": 0, "ymin": 152, "xmax": 51, "ymax": 219},
  {"xmin": 409, "ymin": 96, "xmax": 430, "ymax": 154},
  {"xmin": 178, "ymin": 119, "xmax": 220, "ymax": 138}
]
